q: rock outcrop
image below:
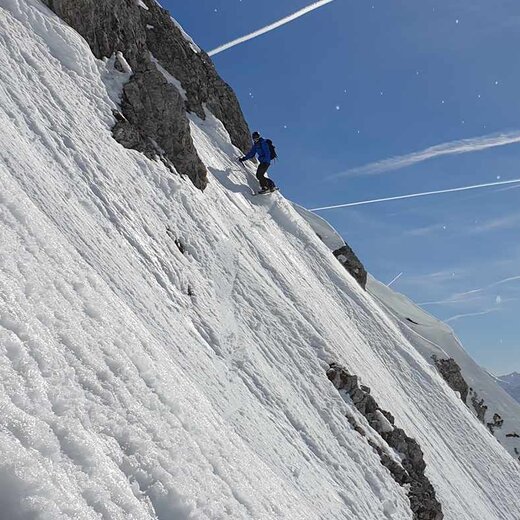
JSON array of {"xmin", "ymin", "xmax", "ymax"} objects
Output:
[
  {"xmin": 432, "ymin": 356, "xmax": 469, "ymax": 403},
  {"xmin": 333, "ymin": 244, "xmax": 368, "ymax": 289},
  {"xmin": 486, "ymin": 413, "xmax": 504, "ymax": 435},
  {"xmin": 432, "ymin": 359, "xmax": 520, "ymax": 458},
  {"xmin": 44, "ymin": 0, "xmax": 251, "ymax": 189},
  {"xmin": 470, "ymin": 390, "xmax": 488, "ymax": 423},
  {"xmin": 327, "ymin": 363, "xmax": 444, "ymax": 520}
]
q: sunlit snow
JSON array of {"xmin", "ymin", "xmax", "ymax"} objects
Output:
[{"xmin": 0, "ymin": 1, "xmax": 519, "ymax": 518}]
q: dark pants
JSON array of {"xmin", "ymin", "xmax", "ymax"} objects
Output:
[{"xmin": 256, "ymin": 163, "xmax": 275, "ymax": 189}]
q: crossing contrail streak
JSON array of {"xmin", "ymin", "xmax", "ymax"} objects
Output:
[
  {"xmin": 333, "ymin": 131, "xmax": 520, "ymax": 178},
  {"xmin": 387, "ymin": 272, "xmax": 403, "ymax": 287},
  {"xmin": 208, "ymin": 0, "xmax": 335, "ymax": 56},
  {"xmin": 446, "ymin": 308, "xmax": 500, "ymax": 323},
  {"xmin": 310, "ymin": 178, "xmax": 520, "ymax": 212}
]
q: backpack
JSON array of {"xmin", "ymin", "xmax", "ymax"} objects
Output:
[{"xmin": 266, "ymin": 139, "xmax": 278, "ymax": 160}]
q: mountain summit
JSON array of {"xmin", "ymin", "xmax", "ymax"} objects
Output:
[
  {"xmin": 498, "ymin": 372, "xmax": 520, "ymax": 403},
  {"xmin": 0, "ymin": 1, "xmax": 519, "ymax": 518}
]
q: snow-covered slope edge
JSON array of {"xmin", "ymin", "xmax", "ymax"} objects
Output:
[
  {"xmin": 291, "ymin": 202, "xmax": 368, "ymax": 288},
  {"xmin": 0, "ymin": 1, "xmax": 519, "ymax": 519},
  {"xmin": 367, "ymin": 276, "xmax": 520, "ymax": 461},
  {"xmin": 294, "ymin": 201, "xmax": 520, "ymax": 463}
]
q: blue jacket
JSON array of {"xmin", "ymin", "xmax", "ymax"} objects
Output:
[{"xmin": 243, "ymin": 138, "xmax": 271, "ymax": 164}]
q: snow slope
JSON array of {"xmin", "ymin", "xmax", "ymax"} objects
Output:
[
  {"xmin": 368, "ymin": 276, "xmax": 520, "ymax": 458},
  {"xmin": 0, "ymin": 1, "xmax": 519, "ymax": 518},
  {"xmin": 290, "ymin": 202, "xmax": 345, "ymax": 251}
]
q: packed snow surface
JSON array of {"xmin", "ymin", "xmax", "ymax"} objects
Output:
[
  {"xmin": 289, "ymin": 202, "xmax": 345, "ymax": 251},
  {"xmin": 0, "ymin": 1, "xmax": 519, "ymax": 519}
]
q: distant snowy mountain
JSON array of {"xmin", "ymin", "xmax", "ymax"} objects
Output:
[
  {"xmin": 0, "ymin": 0, "xmax": 519, "ymax": 519},
  {"xmin": 497, "ymin": 373, "xmax": 520, "ymax": 403}
]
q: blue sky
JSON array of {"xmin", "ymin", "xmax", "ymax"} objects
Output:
[{"xmin": 166, "ymin": 0, "xmax": 520, "ymax": 374}]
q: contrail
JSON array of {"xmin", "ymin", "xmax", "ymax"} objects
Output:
[
  {"xmin": 446, "ymin": 308, "xmax": 500, "ymax": 323},
  {"xmin": 310, "ymin": 178, "xmax": 520, "ymax": 212},
  {"xmin": 387, "ymin": 272, "xmax": 403, "ymax": 287},
  {"xmin": 334, "ymin": 131, "xmax": 520, "ymax": 178},
  {"xmin": 208, "ymin": 0, "xmax": 335, "ymax": 56},
  {"xmin": 492, "ymin": 275, "xmax": 520, "ymax": 287},
  {"xmin": 419, "ymin": 276, "xmax": 520, "ymax": 306}
]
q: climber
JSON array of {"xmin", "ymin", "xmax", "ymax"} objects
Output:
[{"xmin": 239, "ymin": 131, "xmax": 277, "ymax": 194}]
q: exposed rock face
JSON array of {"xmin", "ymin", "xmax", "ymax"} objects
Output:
[
  {"xmin": 44, "ymin": 0, "xmax": 251, "ymax": 189},
  {"xmin": 433, "ymin": 361, "xmax": 517, "ymax": 455},
  {"xmin": 112, "ymin": 64, "xmax": 206, "ymax": 186},
  {"xmin": 327, "ymin": 363, "xmax": 444, "ymax": 520},
  {"xmin": 470, "ymin": 390, "xmax": 488, "ymax": 423},
  {"xmin": 432, "ymin": 356, "xmax": 469, "ymax": 403},
  {"xmin": 333, "ymin": 244, "xmax": 368, "ymax": 289},
  {"xmin": 487, "ymin": 413, "xmax": 504, "ymax": 435}
]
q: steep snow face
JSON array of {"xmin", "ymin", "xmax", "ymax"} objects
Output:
[
  {"xmin": 290, "ymin": 202, "xmax": 345, "ymax": 251},
  {"xmin": 290, "ymin": 203, "xmax": 368, "ymax": 288},
  {"xmin": 368, "ymin": 277, "xmax": 520, "ymax": 459},
  {"xmin": 0, "ymin": 1, "xmax": 519, "ymax": 519}
]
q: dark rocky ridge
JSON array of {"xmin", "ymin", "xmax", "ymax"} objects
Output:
[
  {"xmin": 333, "ymin": 244, "xmax": 368, "ymax": 289},
  {"xmin": 431, "ymin": 356, "xmax": 469, "ymax": 403},
  {"xmin": 44, "ymin": 0, "xmax": 251, "ymax": 189},
  {"xmin": 431, "ymin": 358, "xmax": 518, "ymax": 455},
  {"xmin": 469, "ymin": 390, "xmax": 488, "ymax": 422},
  {"xmin": 327, "ymin": 363, "xmax": 444, "ymax": 520}
]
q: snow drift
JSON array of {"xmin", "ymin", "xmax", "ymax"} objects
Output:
[{"xmin": 0, "ymin": 0, "xmax": 519, "ymax": 518}]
